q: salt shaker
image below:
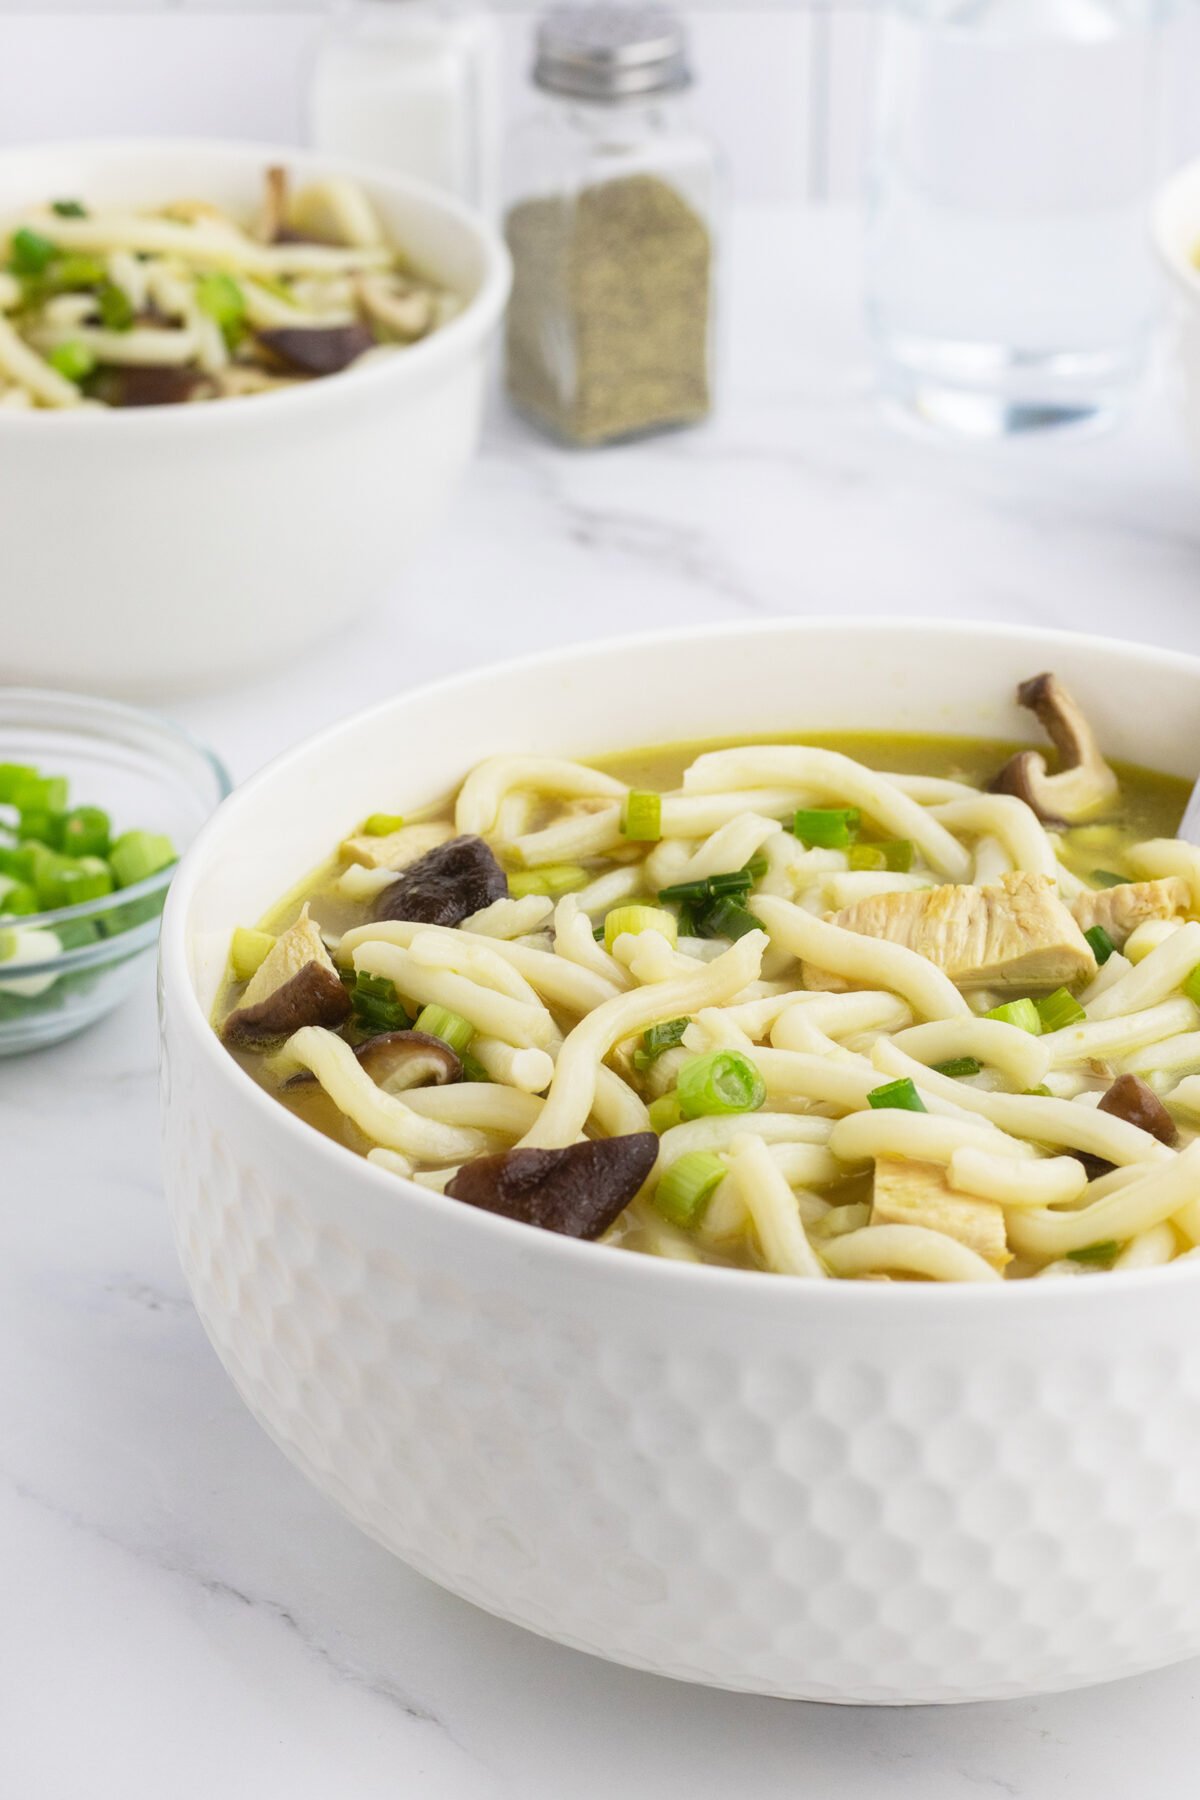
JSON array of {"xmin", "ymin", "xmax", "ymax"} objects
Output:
[
  {"xmin": 310, "ymin": 0, "xmax": 502, "ymax": 215},
  {"xmin": 504, "ymin": 3, "xmax": 721, "ymax": 447}
]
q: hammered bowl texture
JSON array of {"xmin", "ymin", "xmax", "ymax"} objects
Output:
[{"xmin": 163, "ymin": 1013, "xmax": 1200, "ymax": 1703}]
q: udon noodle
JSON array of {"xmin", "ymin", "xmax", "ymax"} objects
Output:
[{"xmin": 216, "ymin": 674, "xmax": 1200, "ymax": 1284}]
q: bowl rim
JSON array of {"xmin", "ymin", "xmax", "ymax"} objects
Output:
[
  {"xmin": 1, "ymin": 683, "xmax": 231, "ymax": 966},
  {"xmin": 162, "ymin": 616, "xmax": 1200, "ymax": 1309},
  {"xmin": 0, "ymin": 136, "xmax": 512, "ymax": 434},
  {"xmin": 1151, "ymin": 154, "xmax": 1200, "ymax": 301}
]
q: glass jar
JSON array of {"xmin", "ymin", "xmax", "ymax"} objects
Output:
[
  {"xmin": 865, "ymin": 0, "xmax": 1171, "ymax": 436},
  {"xmin": 310, "ymin": 0, "xmax": 502, "ymax": 215},
  {"xmin": 504, "ymin": 3, "xmax": 721, "ymax": 447}
]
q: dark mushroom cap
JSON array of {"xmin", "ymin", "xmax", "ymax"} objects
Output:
[
  {"xmin": 222, "ymin": 960, "xmax": 350, "ymax": 1051},
  {"xmin": 257, "ymin": 323, "xmax": 375, "ymax": 376},
  {"xmin": 285, "ymin": 1029, "xmax": 461, "ymax": 1094},
  {"xmin": 94, "ymin": 364, "xmax": 214, "ymax": 407},
  {"xmin": 374, "ymin": 834, "xmax": 508, "ymax": 929},
  {"xmin": 1097, "ymin": 1073, "xmax": 1179, "ymax": 1148},
  {"xmin": 445, "ymin": 1132, "xmax": 658, "ymax": 1239}
]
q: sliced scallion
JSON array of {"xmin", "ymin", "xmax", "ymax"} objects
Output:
[
  {"xmin": 793, "ymin": 807, "xmax": 859, "ymax": 849},
  {"xmin": 1035, "ymin": 988, "xmax": 1086, "ymax": 1033},
  {"xmin": 1183, "ymin": 963, "xmax": 1200, "ymax": 1009},
  {"xmin": 231, "ymin": 928, "xmax": 276, "ymax": 983},
  {"xmin": 631, "ymin": 1016, "xmax": 689, "ymax": 1072},
  {"xmin": 603, "ymin": 903, "xmax": 677, "ymax": 953},
  {"xmin": 48, "ymin": 339, "xmax": 95, "ymax": 383},
  {"xmin": 95, "ymin": 279, "xmax": 135, "ymax": 332},
  {"xmin": 1091, "ymin": 870, "xmax": 1129, "ymax": 889},
  {"xmin": 932, "ymin": 1056, "xmax": 982, "ymax": 1079},
  {"xmin": 654, "ymin": 1151, "xmax": 727, "ymax": 1229},
  {"xmin": 108, "ymin": 830, "xmax": 176, "ymax": 888},
  {"xmin": 350, "ymin": 972, "xmax": 410, "ymax": 1034},
  {"xmin": 622, "ymin": 790, "xmax": 662, "ymax": 841},
  {"xmin": 508, "ymin": 864, "xmax": 589, "ymax": 899},
  {"xmin": 867, "ymin": 1076, "xmax": 926, "ymax": 1113},
  {"xmin": 647, "ymin": 1092, "xmax": 684, "ymax": 1134},
  {"xmin": 414, "ymin": 1003, "xmax": 474, "ymax": 1055},
  {"xmin": 10, "ymin": 227, "xmax": 57, "ymax": 275},
  {"xmin": 1084, "ymin": 924, "xmax": 1116, "ymax": 966},
  {"xmin": 676, "ymin": 1049, "xmax": 766, "ymax": 1119},
  {"xmin": 51, "ymin": 199, "xmax": 87, "ymax": 219},
  {"xmin": 361, "ymin": 812, "xmax": 404, "ymax": 837},
  {"xmin": 984, "ymin": 998, "xmax": 1042, "ymax": 1036},
  {"xmin": 1066, "ymin": 1240, "xmax": 1119, "ymax": 1266}
]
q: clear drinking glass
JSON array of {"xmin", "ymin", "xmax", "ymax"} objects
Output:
[{"xmin": 866, "ymin": 0, "xmax": 1171, "ymax": 436}]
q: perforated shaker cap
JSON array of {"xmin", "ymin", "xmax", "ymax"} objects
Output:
[{"xmin": 533, "ymin": 4, "xmax": 691, "ymax": 102}]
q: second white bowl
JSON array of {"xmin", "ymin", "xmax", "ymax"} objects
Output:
[{"xmin": 0, "ymin": 139, "xmax": 511, "ymax": 695}]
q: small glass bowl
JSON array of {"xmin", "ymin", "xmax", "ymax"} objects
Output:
[{"xmin": 0, "ymin": 688, "xmax": 230, "ymax": 1055}]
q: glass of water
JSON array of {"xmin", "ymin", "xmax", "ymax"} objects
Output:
[{"xmin": 866, "ymin": 0, "xmax": 1171, "ymax": 436}]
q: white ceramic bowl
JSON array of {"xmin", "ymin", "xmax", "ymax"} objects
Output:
[
  {"xmin": 1153, "ymin": 157, "xmax": 1200, "ymax": 477},
  {"xmin": 160, "ymin": 620, "xmax": 1200, "ymax": 1705},
  {"xmin": 0, "ymin": 140, "xmax": 510, "ymax": 696}
]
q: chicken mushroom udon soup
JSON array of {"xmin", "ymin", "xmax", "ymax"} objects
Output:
[
  {"xmin": 0, "ymin": 166, "xmax": 458, "ymax": 409},
  {"xmin": 215, "ymin": 673, "xmax": 1200, "ymax": 1285}
]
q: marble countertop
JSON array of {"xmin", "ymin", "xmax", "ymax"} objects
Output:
[{"xmin": 6, "ymin": 210, "xmax": 1200, "ymax": 1799}]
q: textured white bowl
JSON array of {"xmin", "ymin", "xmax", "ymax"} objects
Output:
[
  {"xmin": 1153, "ymin": 157, "xmax": 1200, "ymax": 479},
  {"xmin": 160, "ymin": 620, "xmax": 1200, "ymax": 1704},
  {"xmin": 0, "ymin": 139, "xmax": 510, "ymax": 695}
]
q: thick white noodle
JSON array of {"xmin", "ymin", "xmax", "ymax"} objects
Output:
[
  {"xmin": 677, "ymin": 814, "xmax": 783, "ymax": 881},
  {"xmin": 554, "ymin": 894, "xmax": 634, "ymax": 990},
  {"xmin": 470, "ymin": 1036, "xmax": 555, "ymax": 1094},
  {"xmin": 279, "ymin": 1027, "xmax": 485, "ymax": 1161},
  {"xmin": 1045, "ymin": 999, "xmax": 1199, "ymax": 1069},
  {"xmin": 592, "ymin": 1065, "xmax": 652, "ymax": 1137},
  {"xmin": 729, "ymin": 1135, "xmax": 827, "ymax": 1278},
  {"xmin": 1114, "ymin": 1222, "xmax": 1178, "ymax": 1270},
  {"xmin": 681, "ymin": 747, "xmax": 971, "ymax": 879},
  {"xmin": 828, "ymin": 1110, "xmax": 1035, "ymax": 1167},
  {"xmin": 407, "ymin": 928, "xmax": 545, "ymax": 1007},
  {"xmin": 930, "ymin": 796, "xmax": 1057, "ymax": 879},
  {"xmin": 770, "ymin": 992, "xmax": 913, "ymax": 1044},
  {"xmin": 455, "ymin": 756, "xmax": 626, "ymax": 836},
  {"xmin": 891, "ymin": 1017, "xmax": 1052, "ymax": 1087},
  {"xmin": 339, "ymin": 919, "xmax": 621, "ymax": 1014},
  {"xmin": 1084, "ymin": 922, "xmax": 1200, "ymax": 1022},
  {"xmin": 1129, "ymin": 838, "xmax": 1200, "ymax": 911},
  {"xmin": 519, "ymin": 932, "xmax": 767, "ymax": 1148},
  {"xmin": 948, "ymin": 1148, "xmax": 1088, "ymax": 1207},
  {"xmin": 402, "ymin": 1083, "xmax": 543, "ymax": 1136},
  {"xmin": 822, "ymin": 1224, "xmax": 1003, "ymax": 1283},
  {"xmin": 461, "ymin": 895, "xmax": 554, "ymax": 938},
  {"xmin": 1005, "ymin": 1141, "xmax": 1200, "ymax": 1260},
  {"xmin": 351, "ymin": 942, "xmax": 555, "ymax": 1048}
]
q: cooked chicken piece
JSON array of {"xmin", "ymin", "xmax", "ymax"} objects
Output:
[
  {"xmin": 1070, "ymin": 877, "xmax": 1192, "ymax": 946},
  {"xmin": 871, "ymin": 1155, "xmax": 1011, "ymax": 1270},
  {"xmin": 221, "ymin": 907, "xmax": 350, "ymax": 1049},
  {"xmin": 340, "ymin": 820, "xmax": 455, "ymax": 870},
  {"xmin": 806, "ymin": 872, "xmax": 1096, "ymax": 994}
]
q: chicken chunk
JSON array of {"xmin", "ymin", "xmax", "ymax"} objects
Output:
[
  {"xmin": 340, "ymin": 820, "xmax": 455, "ymax": 870},
  {"xmin": 811, "ymin": 872, "xmax": 1096, "ymax": 993},
  {"xmin": 871, "ymin": 1156, "xmax": 1011, "ymax": 1270},
  {"xmin": 1070, "ymin": 877, "xmax": 1192, "ymax": 946},
  {"xmin": 222, "ymin": 907, "xmax": 349, "ymax": 1049}
]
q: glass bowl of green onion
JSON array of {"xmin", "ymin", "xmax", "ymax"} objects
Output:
[{"xmin": 0, "ymin": 689, "xmax": 230, "ymax": 1054}]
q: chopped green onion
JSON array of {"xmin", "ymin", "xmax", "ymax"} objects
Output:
[
  {"xmin": 604, "ymin": 903, "xmax": 677, "ymax": 953},
  {"xmin": 414, "ymin": 1003, "xmax": 474, "ymax": 1055},
  {"xmin": 30, "ymin": 850, "xmax": 76, "ymax": 910},
  {"xmin": 59, "ymin": 856, "xmax": 114, "ymax": 905},
  {"xmin": 508, "ymin": 864, "xmax": 589, "ymax": 899},
  {"xmin": 932, "ymin": 1056, "xmax": 983, "ymax": 1079},
  {"xmin": 1091, "ymin": 870, "xmax": 1129, "ymax": 889},
  {"xmin": 350, "ymin": 972, "xmax": 410, "ymax": 1034},
  {"xmin": 108, "ymin": 830, "xmax": 176, "ymax": 888},
  {"xmin": 1084, "ymin": 925, "xmax": 1116, "ymax": 966},
  {"xmin": 1066, "ymin": 1240, "xmax": 1120, "ymax": 1266},
  {"xmin": 882, "ymin": 839, "xmax": 914, "ymax": 873},
  {"xmin": 793, "ymin": 807, "xmax": 859, "ymax": 849},
  {"xmin": 867, "ymin": 1076, "xmax": 927, "ymax": 1113},
  {"xmin": 50, "ymin": 253, "xmax": 106, "ymax": 292},
  {"xmin": 1183, "ymin": 963, "xmax": 1200, "ymax": 1009},
  {"xmin": 744, "ymin": 850, "xmax": 769, "ymax": 881},
  {"xmin": 655, "ymin": 1151, "xmax": 727, "ymax": 1229},
  {"xmin": 10, "ymin": 227, "xmax": 57, "ymax": 275},
  {"xmin": 984, "ymin": 998, "xmax": 1042, "ymax": 1036},
  {"xmin": 231, "ymin": 927, "xmax": 276, "ymax": 983},
  {"xmin": 647, "ymin": 1092, "xmax": 684, "ymax": 1134},
  {"xmin": 847, "ymin": 844, "xmax": 887, "ymax": 872},
  {"xmin": 95, "ymin": 279, "xmax": 135, "ymax": 332},
  {"xmin": 695, "ymin": 895, "xmax": 760, "ymax": 940},
  {"xmin": 18, "ymin": 808, "xmax": 65, "ymax": 848},
  {"xmin": 0, "ymin": 846, "xmax": 35, "ymax": 882},
  {"xmin": 8, "ymin": 771, "xmax": 68, "ymax": 814},
  {"xmin": 0, "ymin": 762, "xmax": 38, "ymax": 803},
  {"xmin": 48, "ymin": 339, "xmax": 96, "ymax": 383},
  {"xmin": 361, "ymin": 812, "xmax": 404, "ymax": 838},
  {"xmin": 632, "ymin": 1016, "xmax": 689, "ymax": 1071},
  {"xmin": 195, "ymin": 271, "xmax": 247, "ymax": 346},
  {"xmin": 1024, "ymin": 1084, "xmax": 1053, "ymax": 1098},
  {"xmin": 1035, "ymin": 988, "xmax": 1087, "ymax": 1033},
  {"xmin": 0, "ymin": 882, "xmax": 36, "ymax": 918},
  {"xmin": 676, "ymin": 1049, "xmax": 766, "ymax": 1120},
  {"xmin": 58, "ymin": 806, "xmax": 111, "ymax": 858},
  {"xmin": 658, "ymin": 876, "xmax": 712, "ymax": 905},
  {"xmin": 622, "ymin": 790, "xmax": 662, "ymax": 842},
  {"xmin": 51, "ymin": 199, "xmax": 87, "ymax": 219}
]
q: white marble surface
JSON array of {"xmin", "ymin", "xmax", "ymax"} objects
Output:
[{"xmin": 6, "ymin": 210, "xmax": 1200, "ymax": 1798}]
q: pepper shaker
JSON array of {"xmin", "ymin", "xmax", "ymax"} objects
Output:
[{"xmin": 504, "ymin": 3, "xmax": 721, "ymax": 447}]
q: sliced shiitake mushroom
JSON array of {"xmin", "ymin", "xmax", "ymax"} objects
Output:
[
  {"xmin": 445, "ymin": 1132, "xmax": 658, "ymax": 1240},
  {"xmin": 990, "ymin": 673, "xmax": 1120, "ymax": 826},
  {"xmin": 285, "ymin": 1029, "xmax": 461, "ymax": 1095},
  {"xmin": 256, "ymin": 323, "xmax": 375, "ymax": 376},
  {"xmin": 1097, "ymin": 1072, "xmax": 1178, "ymax": 1148},
  {"xmin": 222, "ymin": 911, "xmax": 350, "ymax": 1050},
  {"xmin": 93, "ymin": 364, "xmax": 214, "ymax": 407},
  {"xmin": 374, "ymin": 834, "xmax": 508, "ymax": 928}
]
